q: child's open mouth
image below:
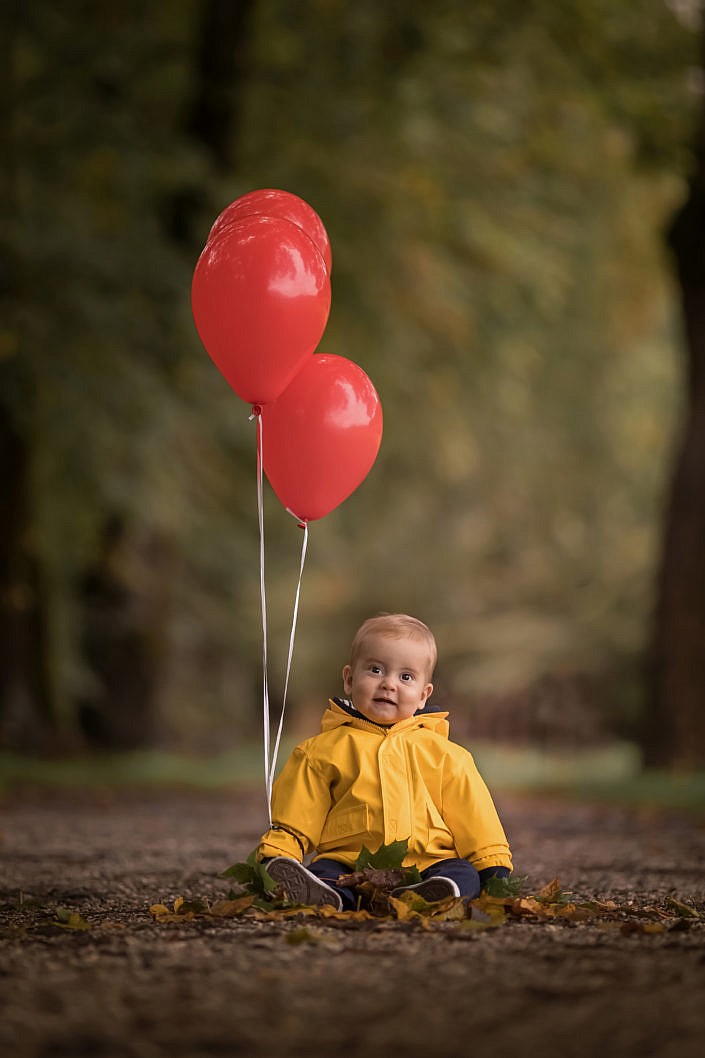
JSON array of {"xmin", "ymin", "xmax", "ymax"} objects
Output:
[{"xmin": 373, "ymin": 697, "xmax": 395, "ymax": 706}]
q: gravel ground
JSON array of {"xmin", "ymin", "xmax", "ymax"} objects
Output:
[{"xmin": 1, "ymin": 786, "xmax": 704, "ymax": 1058}]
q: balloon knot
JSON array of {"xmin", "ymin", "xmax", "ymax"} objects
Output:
[
  {"xmin": 297, "ymin": 521, "xmax": 307, "ymax": 530},
  {"xmin": 249, "ymin": 404, "xmax": 263, "ymax": 420}
]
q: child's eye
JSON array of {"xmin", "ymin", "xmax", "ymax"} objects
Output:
[
  {"xmin": 401, "ymin": 673, "xmax": 414, "ymax": 681},
  {"xmin": 370, "ymin": 665, "xmax": 382, "ymax": 674}
]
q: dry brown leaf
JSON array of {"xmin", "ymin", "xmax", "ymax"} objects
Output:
[
  {"xmin": 336, "ymin": 867, "xmax": 408, "ymax": 890},
  {"xmin": 208, "ymin": 896, "xmax": 256, "ymax": 918},
  {"xmin": 664, "ymin": 896, "xmax": 700, "ymax": 919},
  {"xmin": 316, "ymin": 905, "xmax": 376, "ymax": 922},
  {"xmin": 537, "ymin": 879, "xmax": 564, "ymax": 902}
]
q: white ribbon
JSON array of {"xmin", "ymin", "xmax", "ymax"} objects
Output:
[{"xmin": 253, "ymin": 409, "xmax": 309, "ymax": 826}]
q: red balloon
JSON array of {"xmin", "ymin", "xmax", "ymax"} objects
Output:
[
  {"xmin": 208, "ymin": 189, "xmax": 332, "ymax": 275},
  {"xmin": 261, "ymin": 354, "xmax": 383, "ymax": 522},
  {"xmin": 191, "ymin": 215, "xmax": 331, "ymax": 405}
]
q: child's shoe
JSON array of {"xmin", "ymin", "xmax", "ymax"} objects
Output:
[
  {"xmin": 391, "ymin": 876, "xmax": 460, "ymax": 902},
  {"xmin": 266, "ymin": 857, "xmax": 343, "ymax": 910}
]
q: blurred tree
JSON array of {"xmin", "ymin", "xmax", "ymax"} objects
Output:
[
  {"xmin": 0, "ymin": 0, "xmax": 700, "ymax": 759},
  {"xmin": 0, "ymin": 1, "xmax": 258, "ymax": 749},
  {"xmin": 1, "ymin": 7, "xmax": 53, "ymax": 747},
  {"xmin": 237, "ymin": 0, "xmax": 696, "ymax": 733},
  {"xmin": 646, "ymin": 6, "xmax": 705, "ymax": 769}
]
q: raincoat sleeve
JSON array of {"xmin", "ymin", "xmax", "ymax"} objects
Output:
[
  {"xmin": 441, "ymin": 745, "xmax": 513, "ymax": 872},
  {"xmin": 256, "ymin": 744, "xmax": 335, "ymax": 862}
]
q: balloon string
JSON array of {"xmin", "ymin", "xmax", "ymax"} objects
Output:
[
  {"xmin": 253, "ymin": 407, "xmax": 309, "ymax": 826},
  {"xmin": 267, "ymin": 520, "xmax": 308, "ymax": 810},
  {"xmin": 254, "ymin": 411, "xmax": 272, "ymax": 827}
]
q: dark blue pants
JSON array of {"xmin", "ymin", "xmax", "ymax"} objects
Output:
[{"xmin": 308, "ymin": 856, "xmax": 482, "ymax": 911}]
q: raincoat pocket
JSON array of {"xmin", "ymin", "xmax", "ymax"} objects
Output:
[
  {"xmin": 318, "ymin": 803, "xmax": 370, "ymax": 850},
  {"xmin": 420, "ymin": 798, "xmax": 455, "ymax": 859}
]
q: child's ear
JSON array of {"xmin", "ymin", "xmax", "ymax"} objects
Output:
[
  {"xmin": 421, "ymin": 682, "xmax": 433, "ymax": 704},
  {"xmin": 342, "ymin": 665, "xmax": 353, "ymax": 693}
]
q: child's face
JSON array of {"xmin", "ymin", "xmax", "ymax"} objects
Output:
[{"xmin": 342, "ymin": 632, "xmax": 434, "ymax": 726}]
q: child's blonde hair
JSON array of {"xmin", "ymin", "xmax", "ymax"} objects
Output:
[{"xmin": 349, "ymin": 613, "xmax": 437, "ymax": 679}]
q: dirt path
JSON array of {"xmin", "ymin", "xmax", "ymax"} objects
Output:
[{"xmin": 1, "ymin": 787, "xmax": 704, "ymax": 1058}]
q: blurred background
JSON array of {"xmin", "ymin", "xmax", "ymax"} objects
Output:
[{"xmin": 3, "ymin": 0, "xmax": 705, "ymax": 791}]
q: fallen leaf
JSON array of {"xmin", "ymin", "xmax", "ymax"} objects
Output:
[
  {"xmin": 149, "ymin": 897, "xmax": 196, "ymax": 922},
  {"xmin": 584, "ymin": 899, "xmax": 619, "ymax": 913},
  {"xmin": 355, "ymin": 840, "xmax": 410, "ymax": 870},
  {"xmin": 536, "ymin": 879, "xmax": 574, "ymax": 905},
  {"xmin": 149, "ymin": 903, "xmax": 171, "ymax": 917},
  {"xmin": 555, "ymin": 905, "xmax": 593, "ymax": 922},
  {"xmin": 537, "ymin": 879, "xmax": 563, "ymax": 901},
  {"xmin": 208, "ymin": 896, "xmax": 256, "ymax": 918},
  {"xmin": 664, "ymin": 896, "xmax": 700, "ymax": 919},
  {"xmin": 469, "ymin": 897, "xmax": 508, "ymax": 926},
  {"xmin": 388, "ymin": 891, "xmax": 468, "ymax": 922},
  {"xmin": 336, "ymin": 867, "xmax": 408, "ymax": 890},
  {"xmin": 53, "ymin": 907, "xmax": 91, "ymax": 931},
  {"xmin": 316, "ymin": 906, "xmax": 375, "ymax": 922}
]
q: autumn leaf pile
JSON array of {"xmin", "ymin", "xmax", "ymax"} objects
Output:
[{"xmin": 148, "ymin": 843, "xmax": 703, "ymax": 935}]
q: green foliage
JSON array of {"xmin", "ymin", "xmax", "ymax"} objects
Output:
[
  {"xmin": 354, "ymin": 839, "xmax": 422, "ymax": 887},
  {"xmin": 236, "ymin": 0, "xmax": 699, "ymax": 721},
  {"xmin": 221, "ymin": 851, "xmax": 278, "ymax": 897},
  {"xmin": 482, "ymin": 873, "xmax": 528, "ymax": 898},
  {"xmin": 354, "ymin": 839, "xmax": 410, "ymax": 870},
  {"xmin": 2, "ymin": 0, "xmax": 700, "ymax": 745}
]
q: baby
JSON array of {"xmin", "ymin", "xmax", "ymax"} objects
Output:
[{"xmin": 257, "ymin": 613, "xmax": 512, "ymax": 909}]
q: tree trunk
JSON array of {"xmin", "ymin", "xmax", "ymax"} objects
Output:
[
  {"xmin": 0, "ymin": 404, "xmax": 54, "ymax": 749},
  {"xmin": 189, "ymin": 0, "xmax": 257, "ymax": 170},
  {"xmin": 75, "ymin": 517, "xmax": 177, "ymax": 750},
  {"xmin": 644, "ymin": 42, "xmax": 705, "ymax": 768},
  {"xmin": 0, "ymin": 10, "xmax": 55, "ymax": 749},
  {"xmin": 163, "ymin": 0, "xmax": 256, "ymax": 244}
]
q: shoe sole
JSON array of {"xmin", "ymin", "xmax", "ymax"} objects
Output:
[
  {"xmin": 267, "ymin": 858, "xmax": 343, "ymax": 910},
  {"xmin": 392, "ymin": 877, "xmax": 460, "ymax": 902}
]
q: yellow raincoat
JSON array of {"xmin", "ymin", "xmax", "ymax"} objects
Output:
[{"xmin": 257, "ymin": 699, "xmax": 512, "ymax": 873}]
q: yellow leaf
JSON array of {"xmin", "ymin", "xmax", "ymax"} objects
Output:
[
  {"xmin": 393, "ymin": 890, "xmax": 434, "ymax": 914},
  {"xmin": 208, "ymin": 896, "xmax": 255, "ymax": 918},
  {"xmin": 149, "ymin": 897, "xmax": 196, "ymax": 923},
  {"xmin": 389, "ymin": 895, "xmax": 418, "ymax": 921},
  {"xmin": 428, "ymin": 898, "xmax": 468, "ymax": 922},
  {"xmin": 54, "ymin": 908, "xmax": 91, "ymax": 930},
  {"xmin": 149, "ymin": 903, "xmax": 171, "ymax": 917},
  {"xmin": 511, "ymin": 896, "xmax": 544, "ymax": 916},
  {"xmin": 316, "ymin": 906, "xmax": 375, "ymax": 922},
  {"xmin": 260, "ymin": 906, "xmax": 317, "ymax": 920},
  {"xmin": 470, "ymin": 894, "xmax": 512, "ymax": 922}
]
